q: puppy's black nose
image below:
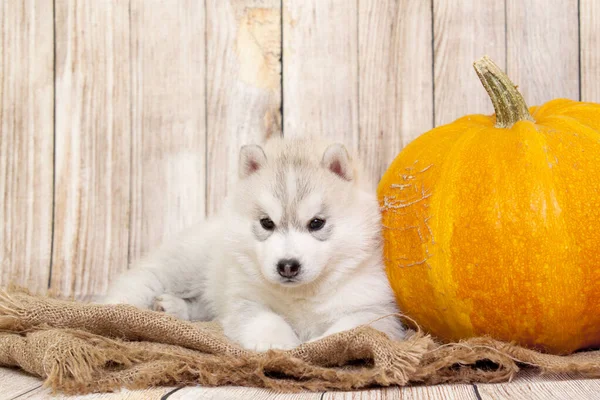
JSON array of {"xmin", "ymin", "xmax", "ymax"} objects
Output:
[{"xmin": 277, "ymin": 258, "xmax": 301, "ymax": 278}]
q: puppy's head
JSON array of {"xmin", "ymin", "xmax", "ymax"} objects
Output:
[{"xmin": 226, "ymin": 137, "xmax": 381, "ymax": 289}]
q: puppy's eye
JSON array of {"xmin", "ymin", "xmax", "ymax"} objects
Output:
[
  {"xmin": 260, "ymin": 217, "xmax": 275, "ymax": 231},
  {"xmin": 308, "ymin": 218, "xmax": 326, "ymax": 231}
]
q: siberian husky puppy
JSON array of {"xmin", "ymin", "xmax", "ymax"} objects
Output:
[{"xmin": 104, "ymin": 136, "xmax": 404, "ymax": 351}]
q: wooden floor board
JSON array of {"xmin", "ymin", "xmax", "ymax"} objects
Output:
[
  {"xmin": 322, "ymin": 388, "xmax": 400, "ymax": 400},
  {"xmin": 168, "ymin": 386, "xmax": 322, "ymax": 400},
  {"xmin": 475, "ymin": 370, "xmax": 600, "ymax": 400},
  {"xmin": 0, "ymin": 368, "xmax": 42, "ymax": 400},
  {"xmin": 398, "ymin": 384, "xmax": 477, "ymax": 400},
  {"xmin": 3, "ymin": 368, "xmax": 600, "ymax": 400},
  {"xmin": 14, "ymin": 386, "xmax": 175, "ymax": 400},
  {"xmin": 322, "ymin": 385, "xmax": 477, "ymax": 399}
]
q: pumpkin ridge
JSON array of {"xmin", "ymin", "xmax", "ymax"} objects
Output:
[
  {"xmin": 531, "ymin": 99, "xmax": 576, "ymax": 118},
  {"xmin": 520, "ymin": 122, "xmax": 581, "ymax": 352},
  {"xmin": 537, "ymin": 121, "xmax": 600, "ymax": 352},
  {"xmin": 427, "ymin": 124, "xmax": 490, "ymax": 339},
  {"xmin": 545, "ymin": 99, "xmax": 600, "ymax": 115},
  {"xmin": 538, "ymin": 115, "xmax": 600, "ymax": 145},
  {"xmin": 379, "ymin": 123, "xmax": 479, "ymax": 337}
]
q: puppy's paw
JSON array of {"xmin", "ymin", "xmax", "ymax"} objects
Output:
[
  {"xmin": 314, "ymin": 312, "xmax": 406, "ymax": 343},
  {"xmin": 229, "ymin": 312, "xmax": 301, "ymax": 352},
  {"xmin": 241, "ymin": 338, "xmax": 300, "ymax": 352},
  {"xmin": 372, "ymin": 317, "xmax": 406, "ymax": 341},
  {"xmin": 307, "ymin": 327, "xmax": 351, "ymax": 343},
  {"xmin": 101, "ymin": 289, "xmax": 146, "ymax": 306},
  {"xmin": 100, "ymin": 295, "xmax": 126, "ymax": 305},
  {"xmin": 152, "ymin": 294, "xmax": 190, "ymax": 320},
  {"xmin": 307, "ymin": 334, "xmax": 326, "ymax": 343},
  {"xmin": 388, "ymin": 322, "xmax": 407, "ymax": 340}
]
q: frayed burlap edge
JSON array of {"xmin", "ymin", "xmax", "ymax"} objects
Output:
[{"xmin": 0, "ymin": 289, "xmax": 599, "ymax": 395}]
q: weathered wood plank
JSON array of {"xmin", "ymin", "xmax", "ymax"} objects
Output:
[
  {"xmin": 0, "ymin": 368, "xmax": 42, "ymax": 399},
  {"xmin": 282, "ymin": 0, "xmax": 358, "ymax": 150},
  {"xmin": 169, "ymin": 387, "xmax": 322, "ymax": 400},
  {"xmin": 433, "ymin": 0, "xmax": 505, "ymax": 126},
  {"xmin": 0, "ymin": 0, "xmax": 54, "ymax": 293},
  {"xmin": 51, "ymin": 0, "xmax": 131, "ymax": 297},
  {"xmin": 205, "ymin": 0, "xmax": 281, "ymax": 215},
  {"xmin": 476, "ymin": 371, "xmax": 600, "ymax": 400},
  {"xmin": 128, "ymin": 0, "xmax": 206, "ymax": 261},
  {"xmin": 358, "ymin": 0, "xmax": 433, "ymax": 184},
  {"xmin": 322, "ymin": 385, "xmax": 477, "ymax": 399},
  {"xmin": 580, "ymin": 0, "xmax": 600, "ymax": 102},
  {"xmin": 16, "ymin": 386, "xmax": 175, "ymax": 399},
  {"xmin": 324, "ymin": 388, "xmax": 399, "ymax": 400},
  {"xmin": 506, "ymin": 0, "xmax": 579, "ymax": 105}
]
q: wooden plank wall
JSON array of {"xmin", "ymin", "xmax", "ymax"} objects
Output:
[
  {"xmin": 51, "ymin": 0, "xmax": 131, "ymax": 297},
  {"xmin": 0, "ymin": 1, "xmax": 53, "ymax": 294},
  {"xmin": 0, "ymin": 0, "xmax": 598, "ymax": 298}
]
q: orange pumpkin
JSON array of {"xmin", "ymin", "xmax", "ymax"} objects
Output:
[{"xmin": 378, "ymin": 56, "xmax": 600, "ymax": 354}]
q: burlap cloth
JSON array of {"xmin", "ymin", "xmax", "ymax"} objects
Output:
[{"xmin": 0, "ymin": 290, "xmax": 599, "ymax": 395}]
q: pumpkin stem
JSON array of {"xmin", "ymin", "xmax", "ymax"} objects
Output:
[{"xmin": 473, "ymin": 56, "xmax": 534, "ymax": 128}]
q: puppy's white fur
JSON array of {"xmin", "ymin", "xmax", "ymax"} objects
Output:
[{"xmin": 104, "ymin": 136, "xmax": 404, "ymax": 351}]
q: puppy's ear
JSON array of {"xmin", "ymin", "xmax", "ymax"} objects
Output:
[
  {"xmin": 321, "ymin": 143, "xmax": 353, "ymax": 181},
  {"xmin": 239, "ymin": 145, "xmax": 267, "ymax": 179}
]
